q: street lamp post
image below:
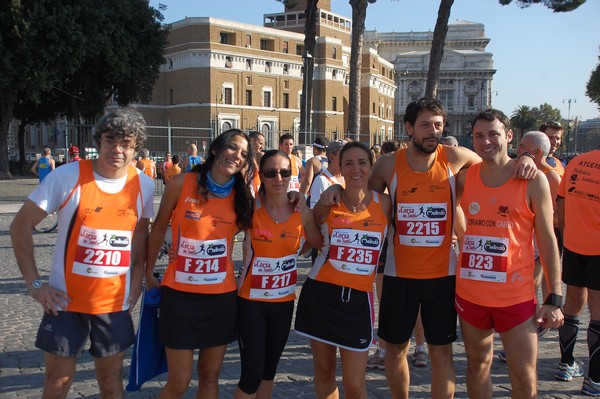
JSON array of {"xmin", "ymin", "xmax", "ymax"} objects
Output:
[{"xmin": 563, "ymin": 98, "xmax": 576, "ymax": 154}]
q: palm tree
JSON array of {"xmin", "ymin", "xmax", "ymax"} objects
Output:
[
  {"xmin": 425, "ymin": 0, "xmax": 454, "ymax": 98},
  {"xmin": 511, "ymin": 105, "xmax": 537, "ymax": 145},
  {"xmin": 348, "ymin": 0, "xmax": 376, "ymax": 141}
]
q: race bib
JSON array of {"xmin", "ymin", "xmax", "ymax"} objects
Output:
[
  {"xmin": 460, "ymin": 234, "xmax": 509, "ymax": 283},
  {"xmin": 249, "ymin": 255, "xmax": 297, "ymax": 299},
  {"xmin": 175, "ymin": 237, "xmax": 228, "ymax": 285},
  {"xmin": 73, "ymin": 227, "xmax": 131, "ymax": 278},
  {"xmin": 396, "ymin": 202, "xmax": 447, "ymax": 247},
  {"xmin": 328, "ymin": 228, "xmax": 382, "ymax": 275},
  {"xmin": 288, "ymin": 176, "xmax": 300, "ymax": 192}
]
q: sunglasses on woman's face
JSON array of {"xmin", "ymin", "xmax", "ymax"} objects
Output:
[{"xmin": 261, "ymin": 169, "xmax": 292, "ymax": 178}]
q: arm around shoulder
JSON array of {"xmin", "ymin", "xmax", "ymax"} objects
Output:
[
  {"xmin": 368, "ymin": 154, "xmax": 395, "ymax": 193},
  {"xmin": 301, "ymin": 207, "xmax": 323, "ymax": 250},
  {"xmin": 445, "ymin": 145, "xmax": 481, "ymax": 172},
  {"xmin": 379, "ymin": 192, "xmax": 393, "ymax": 225}
]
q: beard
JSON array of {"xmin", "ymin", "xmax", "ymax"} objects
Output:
[{"xmin": 412, "ymin": 137, "xmax": 439, "ymax": 155}]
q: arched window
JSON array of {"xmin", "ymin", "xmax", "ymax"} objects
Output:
[{"xmin": 261, "ymin": 123, "xmax": 270, "ymax": 135}]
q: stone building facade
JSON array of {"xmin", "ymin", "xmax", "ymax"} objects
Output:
[
  {"xmin": 364, "ymin": 20, "xmax": 496, "ymax": 145},
  {"xmin": 136, "ymin": 1, "xmax": 396, "ymax": 150}
]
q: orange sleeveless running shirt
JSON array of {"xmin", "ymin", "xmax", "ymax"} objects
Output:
[
  {"xmin": 138, "ymin": 158, "xmax": 156, "ymax": 178},
  {"xmin": 238, "ymin": 198, "xmax": 306, "ymax": 302},
  {"xmin": 387, "ymin": 145, "xmax": 457, "ymax": 279},
  {"xmin": 288, "ymin": 154, "xmax": 301, "ymax": 192},
  {"xmin": 558, "ymin": 150, "xmax": 600, "ymax": 255},
  {"xmin": 550, "ymin": 155, "xmax": 565, "ymax": 177},
  {"xmin": 162, "ymin": 173, "xmax": 238, "ymax": 294},
  {"xmin": 457, "ymin": 163, "xmax": 536, "ymax": 307},
  {"xmin": 309, "ymin": 191, "xmax": 388, "ymax": 292},
  {"xmin": 63, "ymin": 160, "xmax": 142, "ymax": 314}
]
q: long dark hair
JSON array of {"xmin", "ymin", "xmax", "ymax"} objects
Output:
[
  {"xmin": 193, "ymin": 129, "xmax": 255, "ymax": 230},
  {"xmin": 257, "ymin": 150, "xmax": 291, "ymax": 197}
]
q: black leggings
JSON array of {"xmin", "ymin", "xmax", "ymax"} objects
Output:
[{"xmin": 237, "ymin": 298, "xmax": 294, "ymax": 394}]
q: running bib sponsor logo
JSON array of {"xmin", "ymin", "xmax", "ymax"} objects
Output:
[
  {"xmin": 328, "ymin": 228, "xmax": 381, "ymax": 275},
  {"xmin": 175, "ymin": 237, "xmax": 228, "ymax": 285},
  {"xmin": 460, "ymin": 234, "xmax": 509, "ymax": 283},
  {"xmin": 73, "ymin": 227, "xmax": 131, "ymax": 278},
  {"xmin": 249, "ymin": 255, "xmax": 297, "ymax": 299},
  {"xmin": 396, "ymin": 203, "xmax": 447, "ymax": 247}
]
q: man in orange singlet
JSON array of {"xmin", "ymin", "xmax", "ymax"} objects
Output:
[
  {"xmin": 539, "ymin": 121, "xmax": 565, "ymax": 177},
  {"xmin": 555, "ymin": 148, "xmax": 600, "ymax": 395},
  {"xmin": 518, "ymin": 131, "xmax": 562, "ymax": 300},
  {"xmin": 11, "ymin": 108, "xmax": 155, "ymax": 398},
  {"xmin": 137, "ymin": 148, "xmax": 157, "ymax": 179},
  {"xmin": 279, "ymin": 133, "xmax": 304, "ymax": 192},
  {"xmin": 455, "ymin": 109, "xmax": 563, "ymax": 398},
  {"xmin": 300, "ymin": 136, "xmax": 330, "ymax": 197}
]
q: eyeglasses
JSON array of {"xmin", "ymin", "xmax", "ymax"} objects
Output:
[
  {"xmin": 261, "ymin": 169, "xmax": 292, "ymax": 178},
  {"xmin": 546, "ymin": 156, "xmax": 557, "ymax": 167},
  {"xmin": 101, "ymin": 137, "xmax": 136, "ymax": 151}
]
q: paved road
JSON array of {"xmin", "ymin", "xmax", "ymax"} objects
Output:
[{"xmin": 0, "ymin": 178, "xmax": 591, "ymax": 397}]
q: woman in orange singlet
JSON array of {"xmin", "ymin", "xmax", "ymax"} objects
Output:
[
  {"xmin": 295, "ymin": 142, "xmax": 392, "ymax": 399},
  {"xmin": 146, "ymin": 129, "xmax": 255, "ymax": 398},
  {"xmin": 235, "ymin": 150, "xmax": 322, "ymax": 399}
]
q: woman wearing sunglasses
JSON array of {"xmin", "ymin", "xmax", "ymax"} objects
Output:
[
  {"xmin": 295, "ymin": 141, "xmax": 392, "ymax": 399},
  {"xmin": 235, "ymin": 149, "xmax": 322, "ymax": 399},
  {"xmin": 146, "ymin": 129, "xmax": 254, "ymax": 398}
]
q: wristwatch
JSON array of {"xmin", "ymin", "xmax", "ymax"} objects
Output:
[
  {"xmin": 543, "ymin": 293, "xmax": 563, "ymax": 308},
  {"xmin": 30, "ymin": 279, "xmax": 43, "ymax": 290}
]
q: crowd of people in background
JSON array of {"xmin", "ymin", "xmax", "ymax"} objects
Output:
[{"xmin": 10, "ymin": 99, "xmax": 600, "ymax": 399}]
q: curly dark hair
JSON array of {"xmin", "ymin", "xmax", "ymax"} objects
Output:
[{"xmin": 93, "ymin": 107, "xmax": 146, "ymax": 151}]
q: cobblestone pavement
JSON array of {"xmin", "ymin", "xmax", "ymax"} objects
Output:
[{"xmin": 0, "ymin": 178, "xmax": 592, "ymax": 397}]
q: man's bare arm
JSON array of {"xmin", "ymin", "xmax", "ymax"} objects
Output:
[
  {"xmin": 10, "ymin": 201, "xmax": 71, "ymax": 315},
  {"xmin": 529, "ymin": 175, "xmax": 564, "ymax": 329},
  {"xmin": 128, "ymin": 217, "xmax": 149, "ymax": 311},
  {"xmin": 299, "ymin": 157, "xmax": 318, "ymax": 195}
]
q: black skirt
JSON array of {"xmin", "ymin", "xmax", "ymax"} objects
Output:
[
  {"xmin": 160, "ymin": 287, "xmax": 238, "ymax": 349},
  {"xmin": 295, "ymin": 278, "xmax": 373, "ymax": 351}
]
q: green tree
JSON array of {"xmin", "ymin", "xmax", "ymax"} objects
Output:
[
  {"xmin": 348, "ymin": 0, "xmax": 376, "ymax": 140},
  {"xmin": 532, "ymin": 103, "xmax": 562, "ymax": 127},
  {"xmin": 0, "ymin": 1, "xmax": 83, "ymax": 179},
  {"xmin": 587, "ymin": 54, "xmax": 600, "ymax": 112},
  {"xmin": 499, "ymin": 0, "xmax": 586, "ymax": 12},
  {"xmin": 0, "ymin": 1, "xmax": 167, "ymax": 179},
  {"xmin": 511, "ymin": 105, "xmax": 537, "ymax": 144}
]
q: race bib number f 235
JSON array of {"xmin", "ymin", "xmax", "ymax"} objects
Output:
[{"xmin": 328, "ymin": 228, "xmax": 382, "ymax": 275}]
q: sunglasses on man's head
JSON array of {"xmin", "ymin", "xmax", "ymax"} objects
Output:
[{"xmin": 261, "ymin": 169, "xmax": 292, "ymax": 178}]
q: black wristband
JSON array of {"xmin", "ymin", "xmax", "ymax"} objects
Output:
[
  {"xmin": 543, "ymin": 293, "xmax": 563, "ymax": 308},
  {"xmin": 518, "ymin": 151, "xmax": 535, "ymax": 161}
]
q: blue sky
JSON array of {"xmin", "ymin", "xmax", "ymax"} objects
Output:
[{"xmin": 150, "ymin": 0, "xmax": 600, "ymax": 121}]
